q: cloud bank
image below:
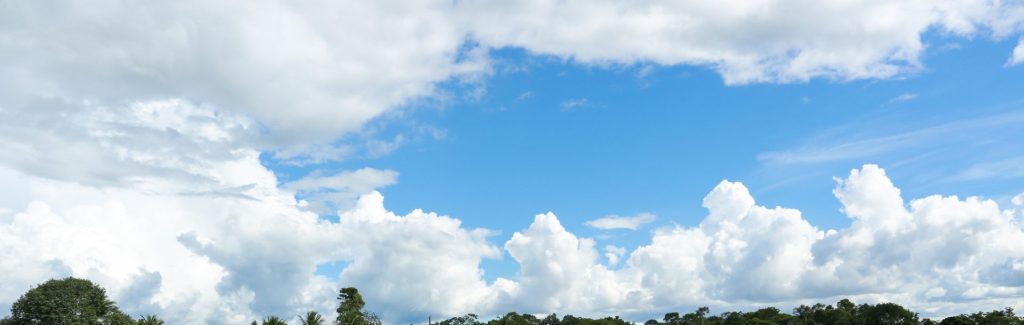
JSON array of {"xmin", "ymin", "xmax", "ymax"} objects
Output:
[
  {"xmin": 3, "ymin": 143, "xmax": 1024, "ymax": 322},
  {"xmin": 2, "ymin": 0, "xmax": 1023, "ymax": 157}
]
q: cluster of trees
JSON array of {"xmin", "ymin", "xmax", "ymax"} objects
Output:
[
  {"xmin": 0, "ymin": 278, "xmax": 379, "ymax": 325},
  {"xmin": 436, "ymin": 301, "xmax": 1022, "ymax": 325},
  {"xmin": 3, "ymin": 278, "xmax": 1023, "ymax": 325}
]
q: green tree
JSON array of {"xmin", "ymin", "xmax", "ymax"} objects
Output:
[
  {"xmin": 337, "ymin": 287, "xmax": 365, "ymax": 324},
  {"xmin": 135, "ymin": 314, "xmax": 165, "ymax": 325},
  {"xmin": 301, "ymin": 311, "xmax": 326, "ymax": 325},
  {"xmin": 664, "ymin": 312, "xmax": 682, "ymax": 324},
  {"xmin": 486, "ymin": 312, "xmax": 539, "ymax": 325},
  {"xmin": 8, "ymin": 277, "xmax": 132, "ymax": 324},
  {"xmin": 335, "ymin": 287, "xmax": 381, "ymax": 325},
  {"xmin": 864, "ymin": 303, "xmax": 918, "ymax": 325},
  {"xmin": 441, "ymin": 314, "xmax": 483, "ymax": 325}
]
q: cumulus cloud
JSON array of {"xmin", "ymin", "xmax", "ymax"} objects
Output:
[
  {"xmin": 4, "ymin": 121, "xmax": 1024, "ymax": 323},
  {"xmin": 1, "ymin": 1, "xmax": 1022, "ymax": 163},
  {"xmin": 1009, "ymin": 38, "xmax": 1024, "ymax": 66},
  {"xmin": 0, "ymin": 0, "xmax": 490, "ymax": 158},
  {"xmin": 585, "ymin": 213, "xmax": 657, "ymax": 230},
  {"xmin": 460, "ymin": 0, "xmax": 1024, "ymax": 84},
  {"xmin": 491, "ymin": 165, "xmax": 1024, "ymax": 319},
  {"xmin": 0, "ymin": 103, "xmax": 503, "ymax": 324}
]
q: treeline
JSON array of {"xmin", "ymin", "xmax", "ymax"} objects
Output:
[
  {"xmin": 2, "ymin": 278, "xmax": 1022, "ymax": 325},
  {"xmin": 444, "ymin": 303, "xmax": 1021, "ymax": 325}
]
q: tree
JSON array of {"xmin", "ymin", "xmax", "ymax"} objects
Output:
[
  {"xmin": 301, "ymin": 311, "xmax": 326, "ymax": 325},
  {"xmin": 335, "ymin": 287, "xmax": 381, "ymax": 325},
  {"xmin": 441, "ymin": 314, "xmax": 483, "ymax": 325},
  {"xmin": 8, "ymin": 277, "xmax": 133, "ymax": 324},
  {"xmin": 664, "ymin": 312, "xmax": 682, "ymax": 324},
  {"xmin": 263, "ymin": 315, "xmax": 288, "ymax": 325},
  {"xmin": 136, "ymin": 315, "xmax": 165, "ymax": 325},
  {"xmin": 696, "ymin": 307, "xmax": 710, "ymax": 325},
  {"xmin": 863, "ymin": 303, "xmax": 918, "ymax": 325}
]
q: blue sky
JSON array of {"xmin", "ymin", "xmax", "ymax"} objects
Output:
[
  {"xmin": 4, "ymin": 1, "xmax": 1024, "ymax": 324},
  {"xmin": 273, "ymin": 39, "xmax": 1024, "ymax": 282}
]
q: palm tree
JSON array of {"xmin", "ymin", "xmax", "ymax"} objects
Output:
[
  {"xmin": 300, "ymin": 311, "xmax": 325, "ymax": 325},
  {"xmin": 136, "ymin": 315, "xmax": 165, "ymax": 325},
  {"xmin": 262, "ymin": 315, "xmax": 288, "ymax": 325}
]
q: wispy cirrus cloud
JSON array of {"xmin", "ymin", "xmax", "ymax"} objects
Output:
[{"xmin": 758, "ymin": 110, "xmax": 1024, "ymax": 165}]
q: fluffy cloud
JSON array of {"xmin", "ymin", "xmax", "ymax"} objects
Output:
[
  {"xmin": 585, "ymin": 213, "xmax": 657, "ymax": 230},
  {"xmin": 1009, "ymin": 38, "xmax": 1024, "ymax": 66},
  {"xmin": 2, "ymin": 1, "xmax": 1023, "ymax": 162},
  {"xmin": 4, "ymin": 127, "xmax": 1024, "ymax": 323},
  {"xmin": 0, "ymin": 0, "xmax": 490, "ymax": 156},
  {"xmin": 461, "ymin": 0, "xmax": 1024, "ymax": 84},
  {"xmin": 0, "ymin": 102, "xmax": 504, "ymax": 324},
  {"xmin": 491, "ymin": 165, "xmax": 1024, "ymax": 319}
]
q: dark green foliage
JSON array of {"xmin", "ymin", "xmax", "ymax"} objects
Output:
[
  {"xmin": 135, "ymin": 314, "xmax": 165, "ymax": 325},
  {"xmin": 935, "ymin": 308, "xmax": 1023, "ymax": 325},
  {"xmin": 7, "ymin": 277, "xmax": 132, "ymax": 324},
  {"xmin": 7, "ymin": 278, "xmax": 1024, "ymax": 325},
  {"xmin": 335, "ymin": 287, "xmax": 382, "ymax": 325},
  {"xmin": 441, "ymin": 314, "xmax": 484, "ymax": 325},
  {"xmin": 301, "ymin": 310, "xmax": 326, "ymax": 325}
]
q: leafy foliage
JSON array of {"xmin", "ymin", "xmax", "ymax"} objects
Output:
[
  {"xmin": 4, "ymin": 278, "xmax": 1024, "ymax": 325},
  {"xmin": 336, "ymin": 287, "xmax": 382, "ymax": 325},
  {"xmin": 1, "ymin": 277, "xmax": 166, "ymax": 325},
  {"xmin": 301, "ymin": 310, "xmax": 326, "ymax": 325}
]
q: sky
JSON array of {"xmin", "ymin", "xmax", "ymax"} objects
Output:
[{"xmin": 1, "ymin": 1, "xmax": 1024, "ymax": 324}]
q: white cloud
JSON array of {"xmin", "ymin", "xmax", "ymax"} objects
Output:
[
  {"xmin": 4, "ymin": 120, "xmax": 1024, "ymax": 323},
  {"xmin": 503, "ymin": 213, "xmax": 640, "ymax": 315},
  {"xmin": 0, "ymin": 104, "xmax": 504, "ymax": 324},
  {"xmin": 460, "ymin": 0, "xmax": 1024, "ymax": 84},
  {"xmin": 604, "ymin": 245, "xmax": 627, "ymax": 266},
  {"xmin": 1009, "ymin": 38, "xmax": 1024, "ymax": 66},
  {"xmin": 1013, "ymin": 193, "xmax": 1024, "ymax": 206},
  {"xmin": 585, "ymin": 213, "xmax": 657, "ymax": 230},
  {"xmin": 889, "ymin": 93, "xmax": 919, "ymax": 103},
  {"xmin": 758, "ymin": 110, "xmax": 1024, "ymax": 165},
  {"xmin": 491, "ymin": 165, "xmax": 1024, "ymax": 319},
  {"xmin": 951, "ymin": 156, "xmax": 1024, "ymax": 181},
  {"xmin": 3, "ymin": 1, "xmax": 1018, "ymax": 165},
  {"xmin": 286, "ymin": 168, "xmax": 399, "ymax": 215},
  {"xmin": 560, "ymin": 98, "xmax": 590, "ymax": 111},
  {"xmin": 0, "ymin": 0, "xmax": 490, "ymax": 157}
]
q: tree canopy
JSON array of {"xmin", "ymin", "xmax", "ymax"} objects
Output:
[
  {"xmin": 1, "ymin": 277, "xmax": 163, "ymax": 325},
  {"xmin": 3, "ymin": 278, "xmax": 1023, "ymax": 325}
]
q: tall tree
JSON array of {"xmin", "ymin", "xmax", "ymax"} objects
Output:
[{"xmin": 335, "ymin": 287, "xmax": 381, "ymax": 325}]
